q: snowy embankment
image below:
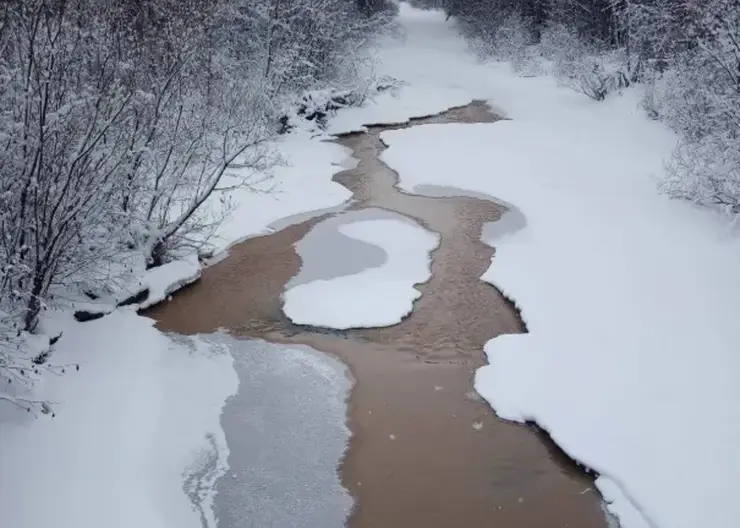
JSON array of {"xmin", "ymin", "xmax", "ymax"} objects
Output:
[
  {"xmin": 380, "ymin": 87, "xmax": 740, "ymax": 528},
  {"xmin": 212, "ymin": 132, "xmax": 354, "ymax": 254},
  {"xmin": 138, "ymin": 254, "xmax": 202, "ymax": 309},
  {"xmin": 0, "ymin": 312, "xmax": 238, "ymax": 528},
  {"xmin": 351, "ymin": 6, "xmax": 740, "ymax": 527},
  {"xmin": 283, "ymin": 209, "xmax": 438, "ymax": 329},
  {"xmin": 327, "ymin": 84, "xmax": 472, "ymax": 135}
]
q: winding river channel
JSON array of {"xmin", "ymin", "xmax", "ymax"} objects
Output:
[{"xmin": 147, "ymin": 102, "xmax": 608, "ymax": 528}]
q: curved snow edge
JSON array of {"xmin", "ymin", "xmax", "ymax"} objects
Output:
[
  {"xmin": 327, "ymin": 88, "xmax": 474, "ymax": 136},
  {"xmin": 138, "ymin": 254, "xmax": 202, "ymax": 309},
  {"xmin": 475, "ymin": 320, "xmax": 653, "ymax": 528}
]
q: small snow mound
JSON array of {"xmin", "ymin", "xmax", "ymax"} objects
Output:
[
  {"xmin": 139, "ymin": 254, "xmax": 201, "ymax": 309},
  {"xmin": 283, "ymin": 212, "xmax": 438, "ymax": 329}
]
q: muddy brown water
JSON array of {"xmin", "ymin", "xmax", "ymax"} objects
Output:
[{"xmin": 147, "ymin": 102, "xmax": 608, "ymax": 528}]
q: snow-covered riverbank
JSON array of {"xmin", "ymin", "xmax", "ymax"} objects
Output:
[{"xmin": 375, "ymin": 6, "xmax": 740, "ymax": 528}]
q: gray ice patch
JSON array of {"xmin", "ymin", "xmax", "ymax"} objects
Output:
[
  {"xmin": 287, "ymin": 207, "xmax": 427, "ymax": 288},
  {"xmin": 214, "ymin": 338, "xmax": 353, "ymax": 528},
  {"xmin": 481, "ymin": 206, "xmax": 526, "ymax": 243},
  {"xmin": 410, "ymin": 184, "xmax": 527, "ymax": 243}
]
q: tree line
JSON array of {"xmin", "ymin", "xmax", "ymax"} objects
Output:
[{"xmin": 0, "ymin": 0, "xmax": 393, "ymax": 409}]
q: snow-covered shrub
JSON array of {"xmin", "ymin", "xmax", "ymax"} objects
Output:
[
  {"xmin": 661, "ymin": 134, "xmax": 740, "ymax": 212},
  {"xmin": 640, "ymin": 74, "xmax": 664, "ymax": 120},
  {"xmin": 648, "ymin": 1, "xmax": 740, "ymax": 208},
  {"xmin": 296, "ymin": 89, "xmax": 366, "ymax": 125},
  {"xmin": 459, "ymin": 11, "xmax": 544, "ymax": 74},
  {"xmin": 466, "ymin": 34, "xmax": 497, "ymax": 61},
  {"xmin": 493, "ymin": 15, "xmax": 546, "ymax": 76},
  {"xmin": 0, "ymin": 312, "xmax": 68, "ymax": 416},
  {"xmin": 574, "ymin": 55, "xmax": 631, "ymax": 101},
  {"xmin": 549, "ymin": 34, "xmax": 631, "ymax": 102},
  {"xmin": 539, "ymin": 23, "xmax": 584, "ymax": 63},
  {"xmin": 492, "ymin": 14, "xmax": 534, "ymax": 60},
  {"xmin": 0, "ymin": 2, "xmax": 138, "ymax": 330},
  {"xmin": 511, "ymin": 47, "xmax": 547, "ymax": 77},
  {"xmin": 279, "ymin": 76, "xmax": 403, "ymax": 133}
]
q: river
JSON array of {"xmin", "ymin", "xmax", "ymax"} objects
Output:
[{"xmin": 146, "ymin": 102, "xmax": 608, "ymax": 528}]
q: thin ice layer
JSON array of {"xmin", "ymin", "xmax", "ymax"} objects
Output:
[{"xmin": 214, "ymin": 339, "xmax": 352, "ymax": 528}]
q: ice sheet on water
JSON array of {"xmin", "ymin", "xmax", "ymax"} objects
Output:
[{"xmin": 214, "ymin": 339, "xmax": 353, "ymax": 528}]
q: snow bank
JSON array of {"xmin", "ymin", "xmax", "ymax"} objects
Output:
[
  {"xmin": 215, "ymin": 339, "xmax": 352, "ymax": 527},
  {"xmin": 380, "ymin": 95, "xmax": 740, "ymax": 528},
  {"xmin": 324, "ymin": 5, "xmax": 484, "ymax": 136},
  {"xmin": 0, "ymin": 312, "xmax": 238, "ymax": 528},
  {"xmin": 212, "ymin": 132, "xmax": 353, "ymax": 254},
  {"xmin": 326, "ymin": 84, "xmax": 472, "ymax": 135},
  {"xmin": 369, "ymin": 7, "xmax": 740, "ymax": 526},
  {"xmin": 139, "ymin": 254, "xmax": 202, "ymax": 309},
  {"xmin": 283, "ymin": 209, "xmax": 438, "ymax": 329}
]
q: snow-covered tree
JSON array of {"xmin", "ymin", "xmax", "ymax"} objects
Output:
[{"xmin": 0, "ymin": 0, "xmax": 394, "ymax": 399}]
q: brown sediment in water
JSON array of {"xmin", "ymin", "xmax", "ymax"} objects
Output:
[{"xmin": 146, "ymin": 101, "xmax": 608, "ymax": 527}]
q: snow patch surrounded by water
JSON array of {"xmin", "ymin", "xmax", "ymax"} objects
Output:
[
  {"xmin": 214, "ymin": 339, "xmax": 352, "ymax": 527},
  {"xmin": 0, "ymin": 312, "xmax": 238, "ymax": 528},
  {"xmin": 282, "ymin": 209, "xmax": 438, "ymax": 329}
]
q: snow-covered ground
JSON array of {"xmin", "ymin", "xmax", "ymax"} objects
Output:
[
  {"xmin": 212, "ymin": 133, "xmax": 354, "ymax": 254},
  {"xmin": 139, "ymin": 254, "xmax": 203, "ymax": 309},
  {"xmin": 0, "ymin": 312, "xmax": 238, "ymax": 528},
  {"xmin": 0, "ymin": 133, "xmax": 355, "ymax": 528},
  {"xmin": 0, "ymin": 317, "xmax": 354, "ymax": 528},
  {"xmin": 283, "ymin": 208, "xmax": 438, "ymax": 329},
  {"xmin": 372, "ymin": 6, "xmax": 740, "ymax": 528}
]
